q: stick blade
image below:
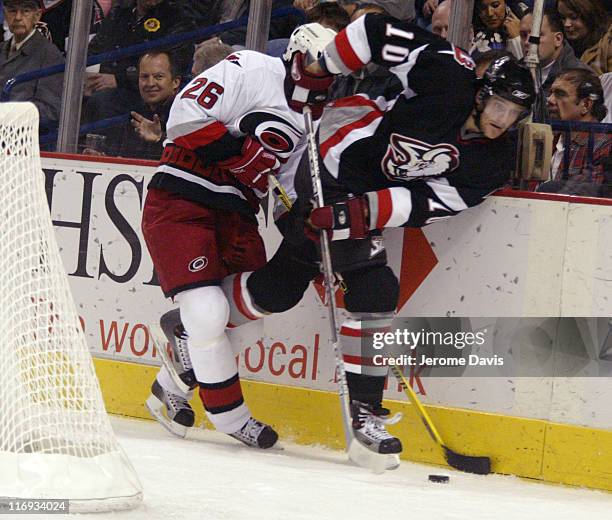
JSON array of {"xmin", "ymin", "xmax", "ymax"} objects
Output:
[{"xmin": 444, "ymin": 447, "xmax": 491, "ymax": 475}]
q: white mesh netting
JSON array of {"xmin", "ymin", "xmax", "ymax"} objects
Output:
[{"xmin": 0, "ymin": 103, "xmax": 142, "ymax": 512}]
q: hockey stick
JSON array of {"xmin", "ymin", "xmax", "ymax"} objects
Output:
[
  {"xmin": 269, "ymin": 174, "xmax": 293, "ymax": 211},
  {"xmin": 389, "ymin": 364, "xmax": 491, "ymax": 475},
  {"xmin": 303, "ymin": 107, "xmax": 392, "ymax": 474}
]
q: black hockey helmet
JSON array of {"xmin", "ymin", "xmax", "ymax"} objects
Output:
[{"xmin": 478, "ymin": 55, "xmax": 535, "ymax": 111}]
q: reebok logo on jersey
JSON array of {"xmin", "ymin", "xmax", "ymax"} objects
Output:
[
  {"xmin": 188, "ymin": 256, "xmax": 208, "ymax": 272},
  {"xmin": 381, "ymin": 134, "xmax": 459, "ymax": 181}
]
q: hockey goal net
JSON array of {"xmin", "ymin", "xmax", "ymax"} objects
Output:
[{"xmin": 0, "ymin": 103, "xmax": 142, "ymax": 512}]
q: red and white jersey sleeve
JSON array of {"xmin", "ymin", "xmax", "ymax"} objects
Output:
[
  {"xmin": 321, "ymin": 15, "xmax": 372, "ymax": 75},
  {"xmin": 321, "ymin": 14, "xmax": 464, "ymax": 97},
  {"xmin": 322, "ymin": 14, "xmax": 443, "ymax": 74}
]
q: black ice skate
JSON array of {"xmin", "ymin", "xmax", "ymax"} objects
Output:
[
  {"xmin": 159, "ymin": 309, "xmax": 197, "ymax": 392},
  {"xmin": 146, "ymin": 380, "xmax": 195, "ymax": 438},
  {"xmin": 351, "ymin": 401, "xmax": 403, "ymax": 455},
  {"xmin": 229, "ymin": 417, "xmax": 279, "ymax": 449}
]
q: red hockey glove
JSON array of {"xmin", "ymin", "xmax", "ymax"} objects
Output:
[
  {"xmin": 219, "ymin": 137, "xmax": 280, "ymax": 193},
  {"xmin": 284, "ymin": 52, "xmax": 334, "ymax": 118},
  {"xmin": 307, "ymin": 196, "xmax": 370, "ymax": 240}
]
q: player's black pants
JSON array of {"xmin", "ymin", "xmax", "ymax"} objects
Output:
[{"xmin": 246, "ymin": 203, "xmax": 399, "ymax": 407}]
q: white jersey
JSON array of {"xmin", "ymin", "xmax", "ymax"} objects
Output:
[{"xmin": 149, "ymin": 50, "xmax": 306, "ymax": 217}]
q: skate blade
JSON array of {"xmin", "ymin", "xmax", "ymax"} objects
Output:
[
  {"xmin": 347, "ymin": 439, "xmax": 397, "ymax": 474},
  {"xmin": 185, "ymin": 427, "xmax": 284, "ymax": 450},
  {"xmin": 145, "ymin": 394, "xmax": 189, "ymax": 439},
  {"xmin": 385, "ymin": 454, "xmax": 401, "ymax": 470},
  {"xmin": 149, "ymin": 322, "xmax": 192, "ymax": 395}
]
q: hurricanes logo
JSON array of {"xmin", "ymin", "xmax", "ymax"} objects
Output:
[
  {"xmin": 381, "ymin": 134, "xmax": 460, "ymax": 181},
  {"xmin": 238, "ymin": 110, "xmax": 302, "ymax": 160},
  {"xmin": 188, "ymin": 256, "xmax": 208, "ymax": 272}
]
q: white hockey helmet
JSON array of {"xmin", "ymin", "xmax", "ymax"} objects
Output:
[{"xmin": 282, "ymin": 23, "xmax": 337, "ymax": 64}]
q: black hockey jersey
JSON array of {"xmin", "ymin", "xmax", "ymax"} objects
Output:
[{"xmin": 313, "ymin": 14, "xmax": 513, "ymax": 228}]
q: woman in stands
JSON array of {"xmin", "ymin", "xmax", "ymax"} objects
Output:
[
  {"xmin": 471, "ymin": 0, "xmax": 529, "ymax": 60},
  {"xmin": 556, "ymin": 0, "xmax": 611, "ymax": 75}
]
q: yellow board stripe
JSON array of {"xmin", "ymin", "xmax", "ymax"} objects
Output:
[{"xmin": 93, "ymin": 358, "xmax": 612, "ymax": 492}]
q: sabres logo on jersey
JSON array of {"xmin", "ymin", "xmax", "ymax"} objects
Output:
[{"xmin": 381, "ymin": 134, "xmax": 460, "ymax": 181}]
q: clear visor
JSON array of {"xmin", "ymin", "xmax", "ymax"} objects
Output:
[{"xmin": 483, "ymin": 95, "xmax": 526, "ymax": 130}]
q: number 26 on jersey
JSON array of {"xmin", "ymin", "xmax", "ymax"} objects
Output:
[{"xmin": 181, "ymin": 78, "xmax": 224, "ymax": 109}]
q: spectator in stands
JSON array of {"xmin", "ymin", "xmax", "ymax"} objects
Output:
[
  {"xmin": 520, "ymin": 8, "xmax": 591, "ymax": 118},
  {"xmin": 229, "ymin": 0, "xmax": 347, "ymax": 58},
  {"xmin": 293, "ymin": 0, "xmax": 315, "ymax": 11},
  {"xmin": 557, "ymin": 0, "xmax": 610, "ymax": 75},
  {"xmin": 294, "ymin": 0, "xmax": 416, "ymax": 22},
  {"xmin": 0, "ymin": 0, "xmax": 64, "ymax": 122},
  {"xmin": 421, "ymin": 0, "xmax": 439, "ymax": 20},
  {"xmin": 471, "ymin": 0, "xmax": 529, "ymax": 60},
  {"xmin": 84, "ymin": 0, "xmax": 196, "ymax": 124},
  {"xmin": 86, "ymin": 50, "xmax": 181, "ymax": 159},
  {"xmin": 41, "ymin": 0, "xmax": 112, "ymax": 53},
  {"xmin": 335, "ymin": 0, "xmax": 415, "ymax": 22},
  {"xmin": 216, "ymin": 0, "xmax": 302, "ymax": 47},
  {"xmin": 125, "ymin": 50, "xmax": 180, "ymax": 159},
  {"xmin": 214, "ymin": 0, "xmax": 247, "ymax": 25},
  {"xmin": 540, "ymin": 68, "xmax": 610, "ymax": 196},
  {"xmin": 306, "ymin": 2, "xmax": 350, "ymax": 32},
  {"xmin": 192, "ymin": 37, "xmax": 233, "ymax": 76},
  {"xmin": 179, "ymin": 0, "xmax": 219, "ymax": 29},
  {"xmin": 431, "ymin": 0, "xmax": 451, "ymax": 39},
  {"xmin": 265, "ymin": 4, "xmax": 346, "ymax": 60},
  {"xmin": 601, "ymin": 72, "xmax": 612, "ymax": 123}
]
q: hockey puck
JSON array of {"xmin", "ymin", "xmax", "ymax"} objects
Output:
[{"xmin": 428, "ymin": 474, "xmax": 450, "ymax": 483}]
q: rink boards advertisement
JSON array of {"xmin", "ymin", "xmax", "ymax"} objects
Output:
[{"xmin": 41, "ymin": 154, "xmax": 612, "ymax": 436}]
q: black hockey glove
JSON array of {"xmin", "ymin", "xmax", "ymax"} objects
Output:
[
  {"xmin": 307, "ymin": 196, "xmax": 370, "ymax": 240},
  {"xmin": 284, "ymin": 51, "xmax": 334, "ymax": 118}
]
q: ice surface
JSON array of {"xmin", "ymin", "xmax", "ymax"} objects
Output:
[{"xmin": 74, "ymin": 416, "xmax": 612, "ymax": 520}]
